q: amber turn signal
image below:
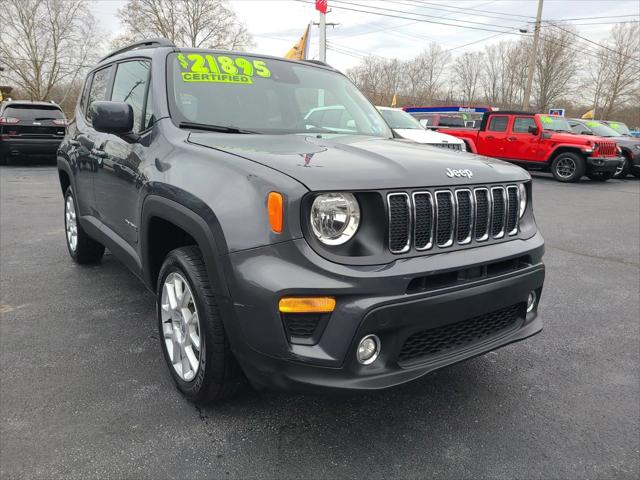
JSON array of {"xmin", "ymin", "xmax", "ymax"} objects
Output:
[
  {"xmin": 268, "ymin": 192, "xmax": 283, "ymax": 233},
  {"xmin": 278, "ymin": 297, "xmax": 336, "ymax": 313}
]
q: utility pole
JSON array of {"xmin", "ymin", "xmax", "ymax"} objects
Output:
[
  {"xmin": 319, "ymin": 9, "xmax": 326, "ymax": 62},
  {"xmin": 523, "ymin": 0, "xmax": 544, "ymax": 111}
]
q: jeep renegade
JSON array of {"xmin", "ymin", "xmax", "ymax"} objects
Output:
[{"xmin": 57, "ymin": 39, "xmax": 545, "ymax": 403}]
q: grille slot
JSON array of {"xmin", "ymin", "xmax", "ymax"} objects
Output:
[
  {"xmin": 398, "ymin": 303, "xmax": 523, "ymax": 365},
  {"xmin": 413, "ymin": 192, "xmax": 434, "ymax": 250},
  {"xmin": 506, "ymin": 186, "xmax": 519, "ymax": 235},
  {"xmin": 435, "ymin": 191, "xmax": 454, "ymax": 247},
  {"xmin": 455, "ymin": 190, "xmax": 473, "ymax": 244},
  {"xmin": 386, "ymin": 184, "xmax": 523, "ymax": 254},
  {"xmin": 474, "ymin": 188, "xmax": 490, "ymax": 241},
  {"xmin": 387, "ymin": 193, "xmax": 411, "ymax": 254},
  {"xmin": 491, "ymin": 187, "xmax": 506, "ymax": 238}
]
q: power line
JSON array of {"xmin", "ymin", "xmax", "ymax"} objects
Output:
[
  {"xmin": 328, "ymin": 0, "xmax": 522, "ymax": 33},
  {"xmin": 546, "ymin": 21, "xmax": 639, "ymax": 62},
  {"xmin": 407, "ymin": 0, "xmax": 535, "ymax": 20},
  {"xmin": 293, "ymin": 0, "xmax": 523, "ymax": 35},
  {"xmin": 394, "ymin": 0, "xmax": 535, "ymax": 23}
]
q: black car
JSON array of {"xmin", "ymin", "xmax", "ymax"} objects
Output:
[
  {"xmin": 0, "ymin": 100, "xmax": 67, "ymax": 164},
  {"xmin": 568, "ymin": 118, "xmax": 640, "ymax": 179},
  {"xmin": 57, "ymin": 39, "xmax": 545, "ymax": 404}
]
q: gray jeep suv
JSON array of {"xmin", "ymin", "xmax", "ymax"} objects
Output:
[{"xmin": 57, "ymin": 39, "xmax": 545, "ymax": 403}]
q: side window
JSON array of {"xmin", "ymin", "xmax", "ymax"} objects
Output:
[
  {"xmin": 110, "ymin": 60, "xmax": 151, "ymax": 133},
  {"xmin": 488, "ymin": 115, "xmax": 509, "ymax": 132},
  {"xmin": 87, "ymin": 67, "xmax": 112, "ymax": 120},
  {"xmin": 513, "ymin": 117, "xmax": 537, "ymax": 133}
]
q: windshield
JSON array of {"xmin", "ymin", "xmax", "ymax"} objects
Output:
[
  {"xmin": 168, "ymin": 52, "xmax": 391, "ymax": 137},
  {"xmin": 583, "ymin": 121, "xmax": 621, "ymax": 137},
  {"xmin": 378, "ymin": 109, "xmax": 422, "ymax": 130},
  {"xmin": 607, "ymin": 121, "xmax": 631, "ymax": 135},
  {"xmin": 538, "ymin": 115, "xmax": 572, "ymax": 132}
]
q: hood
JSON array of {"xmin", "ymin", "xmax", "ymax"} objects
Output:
[
  {"xmin": 609, "ymin": 136, "xmax": 640, "ymax": 148},
  {"xmin": 188, "ymin": 133, "xmax": 529, "ymax": 191},
  {"xmin": 546, "ymin": 131, "xmax": 596, "ymax": 144},
  {"xmin": 393, "ymin": 128, "xmax": 465, "ymax": 145}
]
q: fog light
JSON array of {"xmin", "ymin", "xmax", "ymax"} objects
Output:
[
  {"xmin": 527, "ymin": 291, "xmax": 537, "ymax": 313},
  {"xmin": 357, "ymin": 334, "xmax": 380, "ymax": 365}
]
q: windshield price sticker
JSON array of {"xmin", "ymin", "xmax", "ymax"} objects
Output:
[
  {"xmin": 540, "ymin": 115, "xmax": 553, "ymax": 124},
  {"xmin": 586, "ymin": 121, "xmax": 600, "ymax": 127},
  {"xmin": 178, "ymin": 53, "xmax": 271, "ymax": 84}
]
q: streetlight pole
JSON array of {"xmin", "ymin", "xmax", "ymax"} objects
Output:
[{"xmin": 523, "ymin": 0, "xmax": 544, "ymax": 111}]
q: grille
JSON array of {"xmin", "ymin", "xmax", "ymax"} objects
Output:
[
  {"xmin": 413, "ymin": 192, "xmax": 433, "ymax": 250},
  {"xmin": 388, "ymin": 184, "xmax": 522, "ymax": 254},
  {"xmin": 431, "ymin": 143, "xmax": 463, "ymax": 151},
  {"xmin": 388, "ymin": 193, "xmax": 411, "ymax": 253},
  {"xmin": 398, "ymin": 303, "xmax": 523, "ymax": 365},
  {"xmin": 474, "ymin": 188, "xmax": 490, "ymax": 241},
  {"xmin": 455, "ymin": 190, "xmax": 472, "ymax": 244},
  {"xmin": 596, "ymin": 141, "xmax": 617, "ymax": 156},
  {"xmin": 435, "ymin": 191, "xmax": 454, "ymax": 247},
  {"xmin": 491, "ymin": 187, "xmax": 506, "ymax": 238}
]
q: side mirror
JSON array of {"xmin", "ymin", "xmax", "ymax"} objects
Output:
[
  {"xmin": 90, "ymin": 101, "xmax": 138, "ymax": 141},
  {"xmin": 528, "ymin": 125, "xmax": 539, "ymax": 135}
]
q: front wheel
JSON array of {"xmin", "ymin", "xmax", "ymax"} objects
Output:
[
  {"xmin": 157, "ymin": 246, "xmax": 243, "ymax": 404},
  {"xmin": 551, "ymin": 153, "xmax": 586, "ymax": 182}
]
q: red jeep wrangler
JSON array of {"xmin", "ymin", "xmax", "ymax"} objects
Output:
[{"xmin": 443, "ymin": 111, "xmax": 624, "ymax": 182}]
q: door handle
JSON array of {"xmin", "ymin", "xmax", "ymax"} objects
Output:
[
  {"xmin": 507, "ymin": 137, "xmax": 517, "ymax": 141},
  {"xmin": 486, "ymin": 135, "xmax": 495, "ymax": 140}
]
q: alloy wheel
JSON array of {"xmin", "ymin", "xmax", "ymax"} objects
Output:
[
  {"xmin": 161, "ymin": 272, "xmax": 202, "ymax": 381},
  {"xmin": 65, "ymin": 195, "xmax": 78, "ymax": 252},
  {"xmin": 556, "ymin": 157, "xmax": 576, "ymax": 178}
]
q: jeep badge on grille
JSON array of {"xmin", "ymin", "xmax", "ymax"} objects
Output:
[{"xmin": 446, "ymin": 168, "xmax": 473, "ymax": 179}]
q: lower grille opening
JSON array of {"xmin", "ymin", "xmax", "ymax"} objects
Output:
[
  {"xmin": 398, "ymin": 303, "xmax": 524, "ymax": 365},
  {"xmin": 406, "ymin": 255, "xmax": 532, "ymax": 294},
  {"xmin": 282, "ymin": 313, "xmax": 329, "ymax": 346}
]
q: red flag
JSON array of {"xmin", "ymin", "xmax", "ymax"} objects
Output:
[{"xmin": 316, "ymin": 0, "xmax": 327, "ymax": 14}]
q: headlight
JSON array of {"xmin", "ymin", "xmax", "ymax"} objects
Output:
[
  {"xmin": 310, "ymin": 193, "xmax": 360, "ymax": 245},
  {"xmin": 518, "ymin": 183, "xmax": 527, "ymax": 218}
]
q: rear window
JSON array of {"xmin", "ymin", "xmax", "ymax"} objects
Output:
[
  {"xmin": 4, "ymin": 105, "xmax": 65, "ymax": 120},
  {"xmin": 438, "ymin": 116, "xmax": 465, "ymax": 127}
]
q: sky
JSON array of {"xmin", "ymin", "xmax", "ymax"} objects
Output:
[{"xmin": 92, "ymin": 0, "xmax": 640, "ymax": 72}]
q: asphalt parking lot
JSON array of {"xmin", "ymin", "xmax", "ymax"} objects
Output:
[{"xmin": 1, "ymin": 163, "xmax": 638, "ymax": 480}]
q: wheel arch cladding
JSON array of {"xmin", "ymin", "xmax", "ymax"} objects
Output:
[
  {"xmin": 141, "ymin": 193, "xmax": 231, "ymax": 299},
  {"xmin": 548, "ymin": 146, "xmax": 584, "ymax": 163}
]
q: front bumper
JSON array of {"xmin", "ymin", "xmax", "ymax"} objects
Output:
[
  {"xmin": 223, "ymin": 232, "xmax": 545, "ymax": 392},
  {"xmin": 0, "ymin": 137, "xmax": 63, "ymax": 156},
  {"xmin": 587, "ymin": 156, "xmax": 624, "ymax": 172}
]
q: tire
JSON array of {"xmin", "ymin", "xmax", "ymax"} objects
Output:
[
  {"xmin": 613, "ymin": 156, "xmax": 630, "ymax": 179},
  {"xmin": 157, "ymin": 246, "xmax": 243, "ymax": 404},
  {"xmin": 64, "ymin": 186, "xmax": 105, "ymax": 263},
  {"xmin": 587, "ymin": 171, "xmax": 614, "ymax": 182},
  {"xmin": 550, "ymin": 152, "xmax": 586, "ymax": 182}
]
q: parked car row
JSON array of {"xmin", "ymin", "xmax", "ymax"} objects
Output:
[{"xmin": 402, "ymin": 107, "xmax": 638, "ymax": 183}]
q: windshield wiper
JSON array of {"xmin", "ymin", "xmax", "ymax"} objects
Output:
[{"xmin": 179, "ymin": 121, "xmax": 259, "ymax": 134}]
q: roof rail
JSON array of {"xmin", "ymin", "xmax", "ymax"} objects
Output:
[
  {"xmin": 99, "ymin": 38, "xmax": 176, "ymax": 63},
  {"xmin": 302, "ymin": 59, "xmax": 332, "ymax": 68}
]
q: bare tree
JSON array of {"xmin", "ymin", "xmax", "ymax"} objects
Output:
[
  {"xmin": 453, "ymin": 52, "xmax": 484, "ymax": 104},
  {"xmin": 411, "ymin": 43, "xmax": 451, "ymax": 103},
  {"xmin": 114, "ymin": 0, "xmax": 253, "ymax": 50},
  {"xmin": 531, "ymin": 26, "xmax": 578, "ymax": 111},
  {"xmin": 0, "ymin": 0, "xmax": 98, "ymax": 101},
  {"xmin": 598, "ymin": 23, "xmax": 640, "ymax": 118}
]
